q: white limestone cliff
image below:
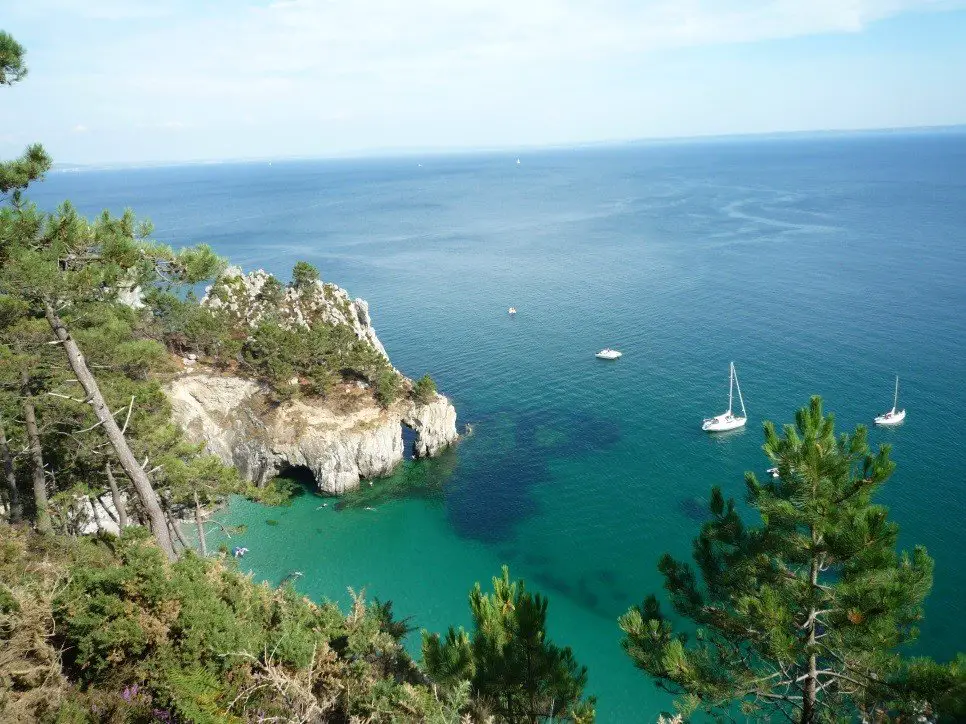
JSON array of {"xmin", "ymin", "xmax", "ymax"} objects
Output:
[{"xmin": 166, "ymin": 373, "xmax": 458, "ymax": 494}]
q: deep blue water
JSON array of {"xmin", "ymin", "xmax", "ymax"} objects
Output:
[{"xmin": 30, "ymin": 132, "xmax": 966, "ymax": 721}]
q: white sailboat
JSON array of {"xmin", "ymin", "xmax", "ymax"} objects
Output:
[
  {"xmin": 874, "ymin": 376, "xmax": 906, "ymax": 426},
  {"xmin": 702, "ymin": 362, "xmax": 747, "ymax": 432}
]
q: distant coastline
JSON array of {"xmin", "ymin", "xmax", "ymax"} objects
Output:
[{"xmin": 50, "ymin": 122, "xmax": 966, "ymax": 173}]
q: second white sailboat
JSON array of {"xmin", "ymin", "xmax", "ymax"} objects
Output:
[{"xmin": 702, "ymin": 362, "xmax": 748, "ymax": 432}]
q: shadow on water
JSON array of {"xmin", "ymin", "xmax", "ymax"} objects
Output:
[
  {"xmin": 333, "ymin": 406, "xmax": 621, "ymax": 546},
  {"xmin": 337, "ymin": 446, "xmax": 459, "ymax": 510},
  {"xmin": 678, "ymin": 495, "xmax": 712, "ymax": 522},
  {"xmin": 445, "ymin": 408, "xmax": 622, "ymax": 544},
  {"xmin": 525, "ymin": 569, "xmax": 630, "ymax": 619}
]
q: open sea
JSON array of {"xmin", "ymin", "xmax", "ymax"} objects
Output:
[{"xmin": 32, "ymin": 132, "xmax": 966, "ymax": 721}]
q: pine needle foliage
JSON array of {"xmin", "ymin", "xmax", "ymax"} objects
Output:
[
  {"xmin": 619, "ymin": 397, "xmax": 960, "ymax": 723},
  {"xmin": 413, "ymin": 374, "xmax": 438, "ymax": 405},
  {"xmin": 423, "ymin": 566, "xmax": 596, "ymax": 723},
  {"xmin": 0, "ymin": 30, "xmax": 51, "ymax": 202}
]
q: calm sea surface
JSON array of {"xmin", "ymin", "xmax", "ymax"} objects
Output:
[{"xmin": 32, "ymin": 133, "xmax": 966, "ymax": 721}]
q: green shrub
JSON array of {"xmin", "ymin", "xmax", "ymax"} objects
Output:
[
  {"xmin": 0, "ymin": 525, "xmax": 467, "ymax": 723},
  {"xmin": 373, "ymin": 369, "xmax": 402, "ymax": 408},
  {"xmin": 291, "ymin": 261, "xmax": 319, "ymax": 290},
  {"xmin": 256, "ymin": 274, "xmax": 285, "ymax": 306},
  {"xmin": 412, "ymin": 374, "xmax": 437, "ymax": 404}
]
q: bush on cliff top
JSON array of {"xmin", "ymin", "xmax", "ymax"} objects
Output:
[{"xmin": 413, "ymin": 374, "xmax": 438, "ymax": 405}]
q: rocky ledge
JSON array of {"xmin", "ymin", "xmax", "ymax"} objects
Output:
[{"xmin": 166, "ymin": 373, "xmax": 458, "ymax": 494}]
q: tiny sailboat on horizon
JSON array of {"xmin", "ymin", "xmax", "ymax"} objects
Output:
[
  {"xmin": 702, "ymin": 362, "xmax": 747, "ymax": 432},
  {"xmin": 874, "ymin": 375, "xmax": 906, "ymax": 426}
]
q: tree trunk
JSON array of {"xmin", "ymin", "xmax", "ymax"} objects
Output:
[
  {"xmin": 96, "ymin": 493, "xmax": 119, "ymax": 526},
  {"xmin": 193, "ymin": 490, "xmax": 208, "ymax": 557},
  {"xmin": 91, "ymin": 497, "xmax": 105, "ymax": 533},
  {"xmin": 801, "ymin": 534, "xmax": 820, "ymax": 724},
  {"xmin": 105, "ymin": 463, "xmax": 128, "ymax": 529},
  {"xmin": 0, "ymin": 419, "xmax": 23, "ymax": 523},
  {"xmin": 21, "ymin": 370, "xmax": 52, "ymax": 535},
  {"xmin": 44, "ymin": 302, "xmax": 175, "ymax": 559},
  {"xmin": 169, "ymin": 513, "xmax": 191, "ymax": 551}
]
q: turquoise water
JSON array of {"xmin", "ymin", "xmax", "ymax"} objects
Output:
[{"xmin": 33, "ymin": 132, "xmax": 966, "ymax": 721}]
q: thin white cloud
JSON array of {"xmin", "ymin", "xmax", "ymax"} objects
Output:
[
  {"xmin": 10, "ymin": 0, "xmax": 180, "ymax": 20},
  {"xmin": 93, "ymin": 0, "xmax": 966, "ymax": 94},
  {"xmin": 5, "ymin": 0, "xmax": 966, "ymax": 162},
  {"xmin": 64, "ymin": 0, "xmax": 954, "ymax": 112},
  {"xmin": 71, "ymin": 124, "xmax": 88, "ymax": 133}
]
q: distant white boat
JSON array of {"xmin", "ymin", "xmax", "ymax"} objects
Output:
[
  {"xmin": 595, "ymin": 348, "xmax": 622, "ymax": 360},
  {"xmin": 508, "ymin": 307, "xmax": 517, "ymax": 315},
  {"xmin": 874, "ymin": 375, "xmax": 906, "ymax": 426},
  {"xmin": 767, "ymin": 467, "xmax": 779, "ymax": 479},
  {"xmin": 702, "ymin": 362, "xmax": 747, "ymax": 432},
  {"xmin": 516, "ymin": 158, "xmax": 521, "ymax": 165}
]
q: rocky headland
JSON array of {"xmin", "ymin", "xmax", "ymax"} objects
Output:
[{"xmin": 164, "ymin": 268, "xmax": 458, "ymax": 494}]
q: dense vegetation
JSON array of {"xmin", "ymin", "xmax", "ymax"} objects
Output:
[{"xmin": 0, "ymin": 525, "xmax": 474, "ymax": 723}]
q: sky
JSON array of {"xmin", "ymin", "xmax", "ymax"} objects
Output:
[{"xmin": 2, "ymin": 0, "xmax": 966, "ymax": 164}]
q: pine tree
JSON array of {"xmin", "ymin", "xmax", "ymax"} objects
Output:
[
  {"xmin": 423, "ymin": 566, "xmax": 596, "ymax": 723},
  {"xmin": 0, "ymin": 201, "xmax": 222, "ymax": 557},
  {"xmin": 619, "ymin": 397, "xmax": 952, "ymax": 722},
  {"xmin": 0, "ymin": 31, "xmax": 51, "ymax": 199}
]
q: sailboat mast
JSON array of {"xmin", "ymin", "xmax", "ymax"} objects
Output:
[
  {"xmin": 893, "ymin": 375, "xmax": 899, "ymax": 412},
  {"xmin": 727, "ymin": 362, "xmax": 734, "ymax": 414},
  {"xmin": 733, "ymin": 364, "xmax": 747, "ymax": 418}
]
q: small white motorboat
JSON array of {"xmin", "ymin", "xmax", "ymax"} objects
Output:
[
  {"xmin": 508, "ymin": 307, "xmax": 517, "ymax": 315},
  {"xmin": 702, "ymin": 362, "xmax": 748, "ymax": 432},
  {"xmin": 767, "ymin": 467, "xmax": 779, "ymax": 479},
  {"xmin": 595, "ymin": 348, "xmax": 622, "ymax": 360},
  {"xmin": 874, "ymin": 376, "xmax": 906, "ymax": 426}
]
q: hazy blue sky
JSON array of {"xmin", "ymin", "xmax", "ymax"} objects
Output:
[{"xmin": 3, "ymin": 0, "xmax": 966, "ymax": 164}]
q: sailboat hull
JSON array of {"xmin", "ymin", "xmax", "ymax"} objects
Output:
[
  {"xmin": 874, "ymin": 409, "xmax": 906, "ymax": 426},
  {"xmin": 702, "ymin": 414, "xmax": 747, "ymax": 432},
  {"xmin": 702, "ymin": 361, "xmax": 748, "ymax": 432}
]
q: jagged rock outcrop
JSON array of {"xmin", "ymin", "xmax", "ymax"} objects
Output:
[
  {"xmin": 203, "ymin": 268, "xmax": 388, "ymax": 358},
  {"xmin": 166, "ymin": 373, "xmax": 458, "ymax": 494},
  {"xmin": 403, "ymin": 396, "xmax": 459, "ymax": 458}
]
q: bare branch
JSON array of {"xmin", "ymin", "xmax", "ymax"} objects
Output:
[{"xmin": 120, "ymin": 396, "xmax": 135, "ymax": 435}]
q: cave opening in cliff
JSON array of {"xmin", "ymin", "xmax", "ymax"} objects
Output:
[
  {"xmin": 401, "ymin": 424, "xmax": 418, "ymax": 458},
  {"xmin": 275, "ymin": 465, "xmax": 315, "ymax": 495}
]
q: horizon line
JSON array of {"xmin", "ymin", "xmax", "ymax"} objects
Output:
[{"xmin": 52, "ymin": 122, "xmax": 966, "ymax": 171}]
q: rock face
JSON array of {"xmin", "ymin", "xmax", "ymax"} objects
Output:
[
  {"xmin": 166, "ymin": 373, "xmax": 459, "ymax": 495},
  {"xmin": 203, "ymin": 268, "xmax": 389, "ymax": 358},
  {"xmin": 403, "ymin": 396, "xmax": 459, "ymax": 458}
]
